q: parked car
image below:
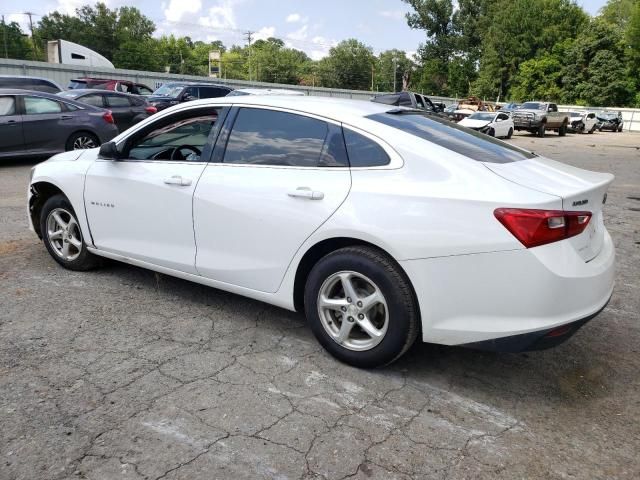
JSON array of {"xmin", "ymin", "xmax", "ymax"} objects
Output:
[
  {"xmin": 147, "ymin": 82, "xmax": 234, "ymax": 111},
  {"xmin": 0, "ymin": 75, "xmax": 62, "ymax": 93},
  {"xmin": 444, "ymin": 103, "xmax": 459, "ymax": 120},
  {"xmin": 58, "ymin": 89, "xmax": 157, "ymax": 131},
  {"xmin": 596, "ymin": 111, "xmax": 624, "ymax": 132},
  {"xmin": 499, "ymin": 103, "xmax": 521, "ymax": 115},
  {"xmin": 568, "ymin": 111, "xmax": 597, "ymax": 134},
  {"xmin": 227, "ymin": 88, "xmax": 305, "ymax": 96},
  {"xmin": 0, "ymin": 89, "xmax": 117, "ymax": 159},
  {"xmin": 28, "ymin": 96, "xmax": 615, "ymax": 368},
  {"xmin": 68, "ymin": 77, "xmax": 154, "ymax": 96},
  {"xmin": 458, "ymin": 111, "xmax": 514, "ymax": 138},
  {"xmin": 512, "ymin": 102, "xmax": 570, "ymax": 137},
  {"xmin": 371, "ymin": 91, "xmax": 445, "ymax": 115}
]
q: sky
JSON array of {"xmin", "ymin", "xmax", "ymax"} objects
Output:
[{"xmin": 2, "ymin": 0, "xmax": 610, "ymax": 60}]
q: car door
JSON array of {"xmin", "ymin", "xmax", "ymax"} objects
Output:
[
  {"xmin": 20, "ymin": 95, "xmax": 70, "ymax": 153},
  {"xmin": 105, "ymin": 94, "xmax": 135, "ymax": 130},
  {"xmin": 84, "ymin": 106, "xmax": 225, "ymax": 274},
  {"xmin": 193, "ymin": 106, "xmax": 352, "ymax": 293},
  {"xmin": 0, "ymin": 95, "xmax": 24, "ymax": 156},
  {"xmin": 496, "ymin": 113, "xmax": 511, "ymax": 136}
]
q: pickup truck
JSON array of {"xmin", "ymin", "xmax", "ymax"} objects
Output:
[
  {"xmin": 371, "ymin": 91, "xmax": 447, "ymax": 117},
  {"xmin": 512, "ymin": 102, "xmax": 570, "ymax": 137}
]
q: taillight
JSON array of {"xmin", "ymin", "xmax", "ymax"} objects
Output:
[
  {"xmin": 102, "ymin": 110, "xmax": 114, "ymax": 124},
  {"xmin": 494, "ymin": 208, "xmax": 592, "ymax": 248},
  {"xmin": 145, "ymin": 106, "xmax": 157, "ymax": 114}
]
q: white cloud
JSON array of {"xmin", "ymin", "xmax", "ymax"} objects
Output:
[
  {"xmin": 286, "ymin": 13, "xmax": 301, "ymax": 23},
  {"xmin": 164, "ymin": 0, "xmax": 202, "ymax": 23},
  {"xmin": 253, "ymin": 26, "xmax": 276, "ymax": 41},
  {"xmin": 308, "ymin": 36, "xmax": 337, "ymax": 60},
  {"xmin": 198, "ymin": 1, "xmax": 238, "ymax": 30},
  {"xmin": 6, "ymin": 14, "xmax": 30, "ymax": 34},
  {"xmin": 286, "ymin": 24, "xmax": 308, "ymax": 42},
  {"xmin": 379, "ymin": 10, "xmax": 404, "ymax": 20}
]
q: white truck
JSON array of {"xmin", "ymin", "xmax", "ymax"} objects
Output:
[{"xmin": 512, "ymin": 102, "xmax": 570, "ymax": 137}]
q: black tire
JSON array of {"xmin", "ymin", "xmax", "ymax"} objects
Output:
[
  {"xmin": 487, "ymin": 128, "xmax": 495, "ymax": 137},
  {"xmin": 598, "ymin": 127, "xmax": 603, "ymax": 132},
  {"xmin": 537, "ymin": 123, "xmax": 546, "ymax": 138},
  {"xmin": 65, "ymin": 131, "xmax": 100, "ymax": 151},
  {"xmin": 559, "ymin": 122, "xmax": 567, "ymax": 136},
  {"xmin": 617, "ymin": 125, "xmax": 623, "ymax": 132},
  {"xmin": 589, "ymin": 125, "xmax": 595, "ymax": 134},
  {"xmin": 304, "ymin": 246, "xmax": 419, "ymax": 368},
  {"xmin": 40, "ymin": 194, "xmax": 101, "ymax": 271},
  {"xmin": 506, "ymin": 127, "xmax": 513, "ymax": 139}
]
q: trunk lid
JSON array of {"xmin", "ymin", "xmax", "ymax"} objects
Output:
[{"xmin": 484, "ymin": 157, "xmax": 613, "ymax": 261}]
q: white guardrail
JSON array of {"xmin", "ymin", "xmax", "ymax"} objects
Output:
[{"xmin": 1, "ymin": 58, "xmax": 639, "ymax": 132}]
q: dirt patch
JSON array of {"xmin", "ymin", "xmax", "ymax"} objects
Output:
[{"xmin": 0, "ymin": 240, "xmax": 28, "ymax": 256}]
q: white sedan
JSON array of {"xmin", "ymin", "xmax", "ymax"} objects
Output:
[
  {"xmin": 28, "ymin": 96, "xmax": 615, "ymax": 368},
  {"xmin": 458, "ymin": 111, "xmax": 514, "ymax": 138}
]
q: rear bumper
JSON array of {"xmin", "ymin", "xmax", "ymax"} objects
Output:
[{"xmin": 400, "ymin": 229, "xmax": 615, "ymax": 347}]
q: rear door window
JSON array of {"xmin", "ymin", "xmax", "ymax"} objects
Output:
[
  {"xmin": 106, "ymin": 95, "xmax": 132, "ymax": 108},
  {"xmin": 368, "ymin": 111, "xmax": 536, "ymax": 163},
  {"xmin": 80, "ymin": 94, "xmax": 105, "ymax": 107},
  {"xmin": 223, "ymin": 108, "xmax": 342, "ymax": 167},
  {"xmin": 0, "ymin": 96, "xmax": 16, "ymax": 116},
  {"xmin": 199, "ymin": 87, "xmax": 230, "ymax": 98},
  {"xmin": 24, "ymin": 96, "xmax": 62, "ymax": 114}
]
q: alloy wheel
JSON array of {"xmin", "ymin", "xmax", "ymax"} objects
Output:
[
  {"xmin": 317, "ymin": 271, "xmax": 389, "ymax": 351},
  {"xmin": 46, "ymin": 208, "xmax": 83, "ymax": 261},
  {"xmin": 73, "ymin": 135, "xmax": 97, "ymax": 149}
]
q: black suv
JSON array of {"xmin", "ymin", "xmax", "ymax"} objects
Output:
[
  {"xmin": 371, "ymin": 91, "xmax": 447, "ymax": 117},
  {"xmin": 147, "ymin": 82, "xmax": 233, "ymax": 111},
  {"xmin": 0, "ymin": 75, "xmax": 62, "ymax": 93}
]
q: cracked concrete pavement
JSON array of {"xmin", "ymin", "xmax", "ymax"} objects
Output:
[{"xmin": 1, "ymin": 130, "xmax": 639, "ymax": 479}]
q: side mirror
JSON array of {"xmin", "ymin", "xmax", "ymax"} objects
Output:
[
  {"xmin": 182, "ymin": 93, "xmax": 196, "ymax": 102},
  {"xmin": 98, "ymin": 141, "xmax": 121, "ymax": 160}
]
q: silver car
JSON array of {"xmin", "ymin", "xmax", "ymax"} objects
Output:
[{"xmin": 0, "ymin": 89, "xmax": 118, "ymax": 159}]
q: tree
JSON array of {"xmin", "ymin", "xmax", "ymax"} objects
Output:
[
  {"xmin": 317, "ymin": 39, "xmax": 375, "ymax": 90},
  {"xmin": 375, "ymin": 50, "xmax": 414, "ymax": 92},
  {"xmin": 0, "ymin": 21, "xmax": 36, "ymax": 60},
  {"xmin": 509, "ymin": 54, "xmax": 563, "ymax": 102}
]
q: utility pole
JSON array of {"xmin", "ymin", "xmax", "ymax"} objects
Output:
[
  {"xmin": 24, "ymin": 11, "xmax": 37, "ymax": 58},
  {"xmin": 244, "ymin": 30, "xmax": 254, "ymax": 81},
  {"xmin": 2, "ymin": 15, "xmax": 8, "ymax": 59},
  {"xmin": 393, "ymin": 57, "xmax": 397, "ymax": 93},
  {"xmin": 371, "ymin": 64, "xmax": 374, "ymax": 92}
]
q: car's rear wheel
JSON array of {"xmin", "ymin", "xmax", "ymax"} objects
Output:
[
  {"xmin": 506, "ymin": 127, "xmax": 513, "ymax": 139},
  {"xmin": 304, "ymin": 246, "xmax": 419, "ymax": 368},
  {"xmin": 66, "ymin": 132, "xmax": 100, "ymax": 151},
  {"xmin": 559, "ymin": 122, "xmax": 567, "ymax": 136},
  {"xmin": 40, "ymin": 195, "xmax": 101, "ymax": 271}
]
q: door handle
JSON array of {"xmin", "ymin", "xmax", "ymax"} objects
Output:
[
  {"xmin": 60, "ymin": 115, "xmax": 73, "ymax": 120},
  {"xmin": 164, "ymin": 175, "xmax": 192, "ymax": 186},
  {"xmin": 287, "ymin": 187, "xmax": 324, "ymax": 200}
]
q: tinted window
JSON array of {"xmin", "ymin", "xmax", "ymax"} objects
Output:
[
  {"xmin": 183, "ymin": 87, "xmax": 199, "ymax": 99},
  {"xmin": 398, "ymin": 93, "xmax": 413, "ymax": 107},
  {"xmin": 0, "ymin": 97, "xmax": 16, "ymax": 116},
  {"xmin": 498, "ymin": 113, "xmax": 509, "ymax": 121},
  {"xmin": 126, "ymin": 108, "xmax": 220, "ymax": 161},
  {"xmin": 343, "ymin": 128, "xmax": 390, "ymax": 167},
  {"xmin": 33, "ymin": 79, "xmax": 60, "ymax": 93},
  {"xmin": 24, "ymin": 96, "xmax": 62, "ymax": 114},
  {"xmin": 224, "ymin": 108, "xmax": 328, "ymax": 167},
  {"xmin": 415, "ymin": 95, "xmax": 425, "ymax": 108},
  {"xmin": 368, "ymin": 112, "xmax": 536, "ymax": 164},
  {"xmin": 199, "ymin": 87, "xmax": 230, "ymax": 99},
  {"xmin": 80, "ymin": 94, "xmax": 104, "ymax": 107},
  {"xmin": 137, "ymin": 85, "xmax": 153, "ymax": 95},
  {"xmin": 107, "ymin": 95, "xmax": 132, "ymax": 107}
]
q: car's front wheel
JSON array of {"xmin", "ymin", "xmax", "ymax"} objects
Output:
[
  {"xmin": 40, "ymin": 195, "xmax": 101, "ymax": 271},
  {"xmin": 304, "ymin": 246, "xmax": 419, "ymax": 368},
  {"xmin": 66, "ymin": 132, "xmax": 100, "ymax": 151}
]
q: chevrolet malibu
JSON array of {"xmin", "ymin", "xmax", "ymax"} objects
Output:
[{"xmin": 28, "ymin": 96, "xmax": 615, "ymax": 368}]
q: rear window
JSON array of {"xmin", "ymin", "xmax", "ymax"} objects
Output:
[
  {"xmin": 368, "ymin": 111, "xmax": 536, "ymax": 164},
  {"xmin": 68, "ymin": 80, "xmax": 87, "ymax": 89}
]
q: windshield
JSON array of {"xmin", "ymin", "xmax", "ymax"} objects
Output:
[
  {"xmin": 153, "ymin": 84, "xmax": 184, "ymax": 98},
  {"xmin": 520, "ymin": 102, "xmax": 547, "ymax": 110},
  {"xmin": 367, "ymin": 111, "xmax": 536, "ymax": 164},
  {"xmin": 468, "ymin": 112, "xmax": 495, "ymax": 121},
  {"xmin": 599, "ymin": 113, "xmax": 617, "ymax": 119}
]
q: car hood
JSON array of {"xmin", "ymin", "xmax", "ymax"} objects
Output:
[
  {"xmin": 459, "ymin": 118, "xmax": 491, "ymax": 129},
  {"xmin": 45, "ymin": 150, "xmax": 86, "ymax": 163}
]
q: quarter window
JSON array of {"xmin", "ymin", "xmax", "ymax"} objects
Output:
[
  {"xmin": 199, "ymin": 87, "xmax": 230, "ymax": 99},
  {"xmin": 124, "ymin": 108, "xmax": 221, "ymax": 161},
  {"xmin": 223, "ymin": 108, "xmax": 332, "ymax": 167},
  {"xmin": 343, "ymin": 128, "xmax": 390, "ymax": 167},
  {"xmin": 24, "ymin": 96, "xmax": 62, "ymax": 114},
  {"xmin": 0, "ymin": 96, "xmax": 16, "ymax": 116}
]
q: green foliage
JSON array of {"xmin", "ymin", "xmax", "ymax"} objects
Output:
[
  {"xmin": 375, "ymin": 49, "xmax": 414, "ymax": 92},
  {"xmin": 509, "ymin": 54, "xmax": 563, "ymax": 102},
  {"xmin": 317, "ymin": 39, "xmax": 375, "ymax": 90},
  {"xmin": 0, "ymin": 21, "xmax": 37, "ymax": 60}
]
